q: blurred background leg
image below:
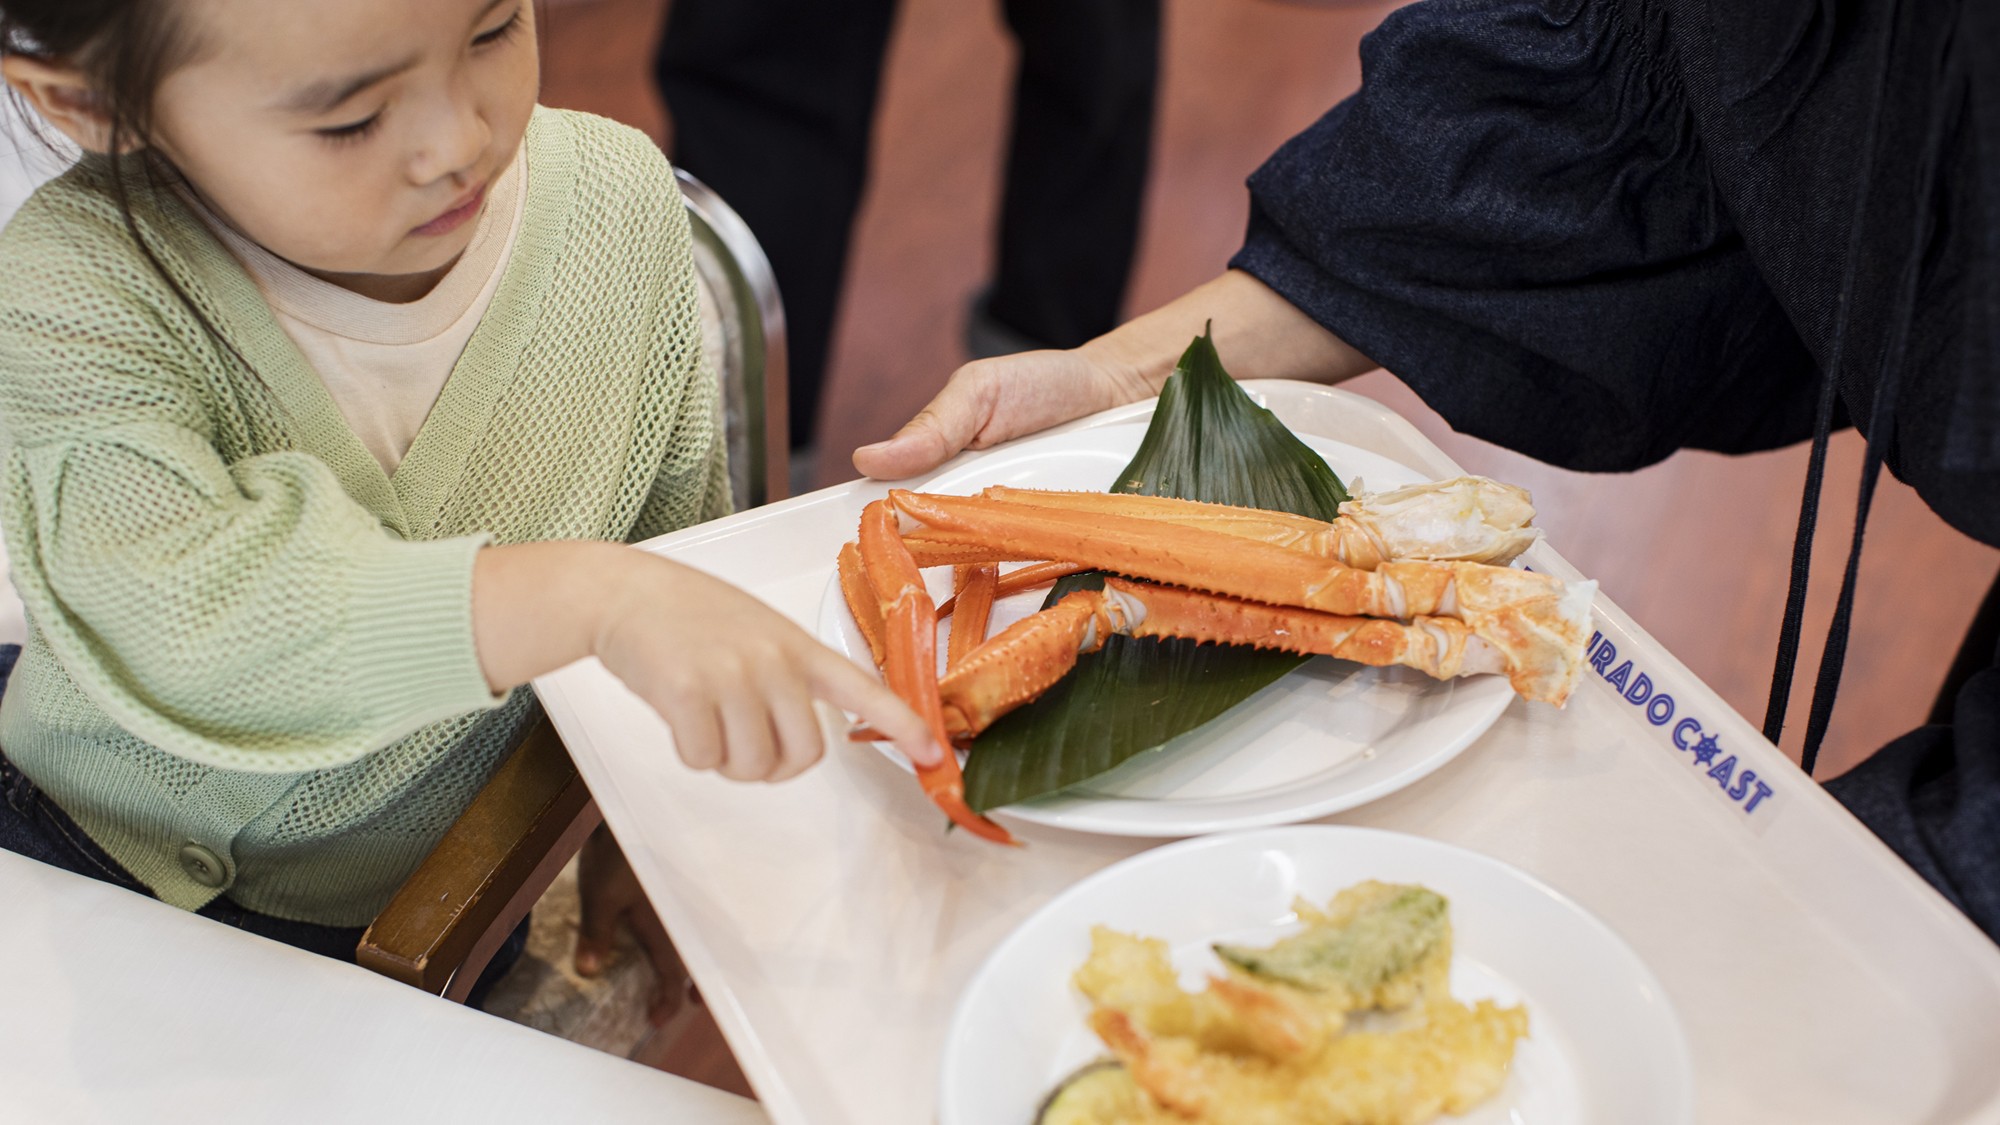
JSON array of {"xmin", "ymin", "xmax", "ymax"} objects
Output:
[
  {"xmin": 979, "ymin": 0, "xmax": 1161, "ymax": 352},
  {"xmin": 655, "ymin": 0, "xmax": 900, "ymax": 450}
]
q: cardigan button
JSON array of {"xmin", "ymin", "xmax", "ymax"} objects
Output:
[{"xmin": 178, "ymin": 843, "xmax": 227, "ymax": 889}]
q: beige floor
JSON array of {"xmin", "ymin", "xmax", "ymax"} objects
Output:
[
  {"xmin": 483, "ymin": 854, "xmax": 755, "ymax": 1095},
  {"xmin": 533, "ymin": 0, "xmax": 2000, "ymax": 1093}
]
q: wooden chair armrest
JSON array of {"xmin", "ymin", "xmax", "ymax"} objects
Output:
[{"xmin": 358, "ymin": 714, "xmax": 602, "ymax": 1002}]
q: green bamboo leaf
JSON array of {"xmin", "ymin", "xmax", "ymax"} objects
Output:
[{"xmin": 963, "ymin": 327, "xmax": 1349, "ymax": 812}]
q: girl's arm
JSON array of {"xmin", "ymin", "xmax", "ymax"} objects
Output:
[
  {"xmin": 472, "ymin": 541, "xmax": 937, "ymax": 781},
  {"xmin": 852, "ymin": 270, "xmax": 1375, "ymax": 480},
  {"xmin": 0, "ymin": 281, "xmax": 929, "ymax": 782}
]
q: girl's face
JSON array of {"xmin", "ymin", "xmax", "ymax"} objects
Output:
[{"xmin": 150, "ymin": 0, "xmax": 538, "ymax": 292}]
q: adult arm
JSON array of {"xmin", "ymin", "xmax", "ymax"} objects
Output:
[{"xmin": 854, "ymin": 270, "xmax": 1373, "ymax": 480}]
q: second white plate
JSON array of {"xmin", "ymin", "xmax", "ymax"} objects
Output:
[
  {"xmin": 940, "ymin": 826, "xmax": 1693, "ymax": 1125},
  {"xmin": 816, "ymin": 422, "xmax": 1514, "ymax": 837}
]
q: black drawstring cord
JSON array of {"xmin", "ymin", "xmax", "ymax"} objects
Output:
[
  {"xmin": 1789, "ymin": 3, "xmax": 1959, "ymax": 775},
  {"xmin": 1800, "ymin": 446, "xmax": 1885, "ymax": 773},
  {"xmin": 1762, "ymin": 2, "xmax": 1900, "ymax": 754},
  {"xmin": 1800, "ymin": 17, "xmax": 1952, "ymax": 776},
  {"xmin": 1763, "ymin": 352, "xmax": 1843, "ymax": 747}
]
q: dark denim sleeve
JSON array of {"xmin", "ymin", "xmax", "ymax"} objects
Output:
[{"xmin": 1229, "ymin": 0, "xmax": 1825, "ymax": 472}]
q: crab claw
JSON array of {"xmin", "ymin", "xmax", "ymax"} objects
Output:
[{"xmin": 855, "ymin": 500, "xmax": 1017, "ymax": 845}]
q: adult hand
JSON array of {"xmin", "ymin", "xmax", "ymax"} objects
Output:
[
  {"xmin": 851, "ymin": 271, "xmax": 1375, "ymax": 481},
  {"xmin": 851, "ymin": 347, "xmax": 1153, "ymax": 481}
]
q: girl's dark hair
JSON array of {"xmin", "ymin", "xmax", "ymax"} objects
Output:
[
  {"xmin": 1, "ymin": 4, "xmax": 256, "ymax": 382},
  {"xmin": 1, "ymin": 1, "xmax": 198, "ymax": 158}
]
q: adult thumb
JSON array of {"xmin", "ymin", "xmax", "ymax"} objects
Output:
[{"xmin": 852, "ymin": 410, "xmax": 964, "ymax": 480}]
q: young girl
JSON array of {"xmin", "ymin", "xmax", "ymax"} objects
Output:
[{"xmin": 0, "ymin": 0, "xmax": 933, "ymax": 961}]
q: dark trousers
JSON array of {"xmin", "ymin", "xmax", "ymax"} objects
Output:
[
  {"xmin": 0, "ymin": 645, "xmax": 526, "ymax": 1008},
  {"xmin": 656, "ymin": 0, "xmax": 1161, "ymax": 446}
]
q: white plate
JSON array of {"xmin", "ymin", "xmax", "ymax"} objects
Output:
[
  {"xmin": 940, "ymin": 826, "xmax": 1693, "ymax": 1125},
  {"xmin": 816, "ymin": 423, "xmax": 1514, "ymax": 836}
]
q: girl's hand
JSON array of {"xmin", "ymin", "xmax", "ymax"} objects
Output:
[
  {"xmin": 851, "ymin": 346, "xmax": 1152, "ymax": 481},
  {"xmin": 473, "ymin": 543, "xmax": 937, "ymax": 782},
  {"xmin": 592, "ymin": 554, "xmax": 934, "ymax": 781}
]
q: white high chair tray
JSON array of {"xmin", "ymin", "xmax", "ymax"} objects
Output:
[{"xmin": 536, "ymin": 382, "xmax": 2000, "ymax": 1125}]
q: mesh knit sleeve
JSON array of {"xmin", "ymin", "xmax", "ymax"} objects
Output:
[
  {"xmin": 0, "ymin": 271, "xmax": 500, "ymax": 774},
  {"xmin": 627, "ymin": 149, "xmax": 734, "ymax": 542},
  {"xmin": 628, "ymin": 345, "xmax": 731, "ymax": 541}
]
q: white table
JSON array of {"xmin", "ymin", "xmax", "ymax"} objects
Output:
[
  {"xmin": 539, "ymin": 384, "xmax": 2000, "ymax": 1125},
  {"xmin": 0, "ymin": 849, "xmax": 767, "ymax": 1124}
]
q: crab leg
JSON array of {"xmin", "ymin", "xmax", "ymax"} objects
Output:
[
  {"xmin": 900, "ymin": 530, "xmax": 1050, "ymax": 569},
  {"xmin": 836, "ymin": 541, "xmax": 888, "ymax": 668},
  {"xmin": 936, "ymin": 592, "xmax": 1122, "ymax": 739},
  {"xmin": 977, "ymin": 488, "xmax": 1354, "ymax": 558},
  {"xmin": 974, "ymin": 478, "xmax": 1541, "ymax": 569},
  {"xmin": 946, "ymin": 564, "xmax": 1000, "ymax": 669},
  {"xmin": 1331, "ymin": 476, "xmax": 1540, "ymax": 566},
  {"xmin": 936, "ymin": 560, "xmax": 1088, "ymax": 618},
  {"xmin": 1107, "ymin": 578, "xmax": 1500, "ymax": 679},
  {"xmin": 889, "ymin": 489, "xmax": 1436, "ymax": 618},
  {"xmin": 923, "ymin": 576, "xmax": 1561, "ymax": 744},
  {"xmin": 890, "ymin": 490, "xmax": 1587, "ymax": 661},
  {"xmin": 855, "ymin": 501, "xmax": 1016, "ymax": 844}
]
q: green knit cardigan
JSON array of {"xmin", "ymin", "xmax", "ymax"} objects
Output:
[{"xmin": 0, "ymin": 108, "xmax": 728, "ymax": 925}]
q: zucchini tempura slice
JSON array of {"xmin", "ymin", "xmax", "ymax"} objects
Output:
[{"xmin": 1214, "ymin": 881, "xmax": 1451, "ymax": 1011}]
